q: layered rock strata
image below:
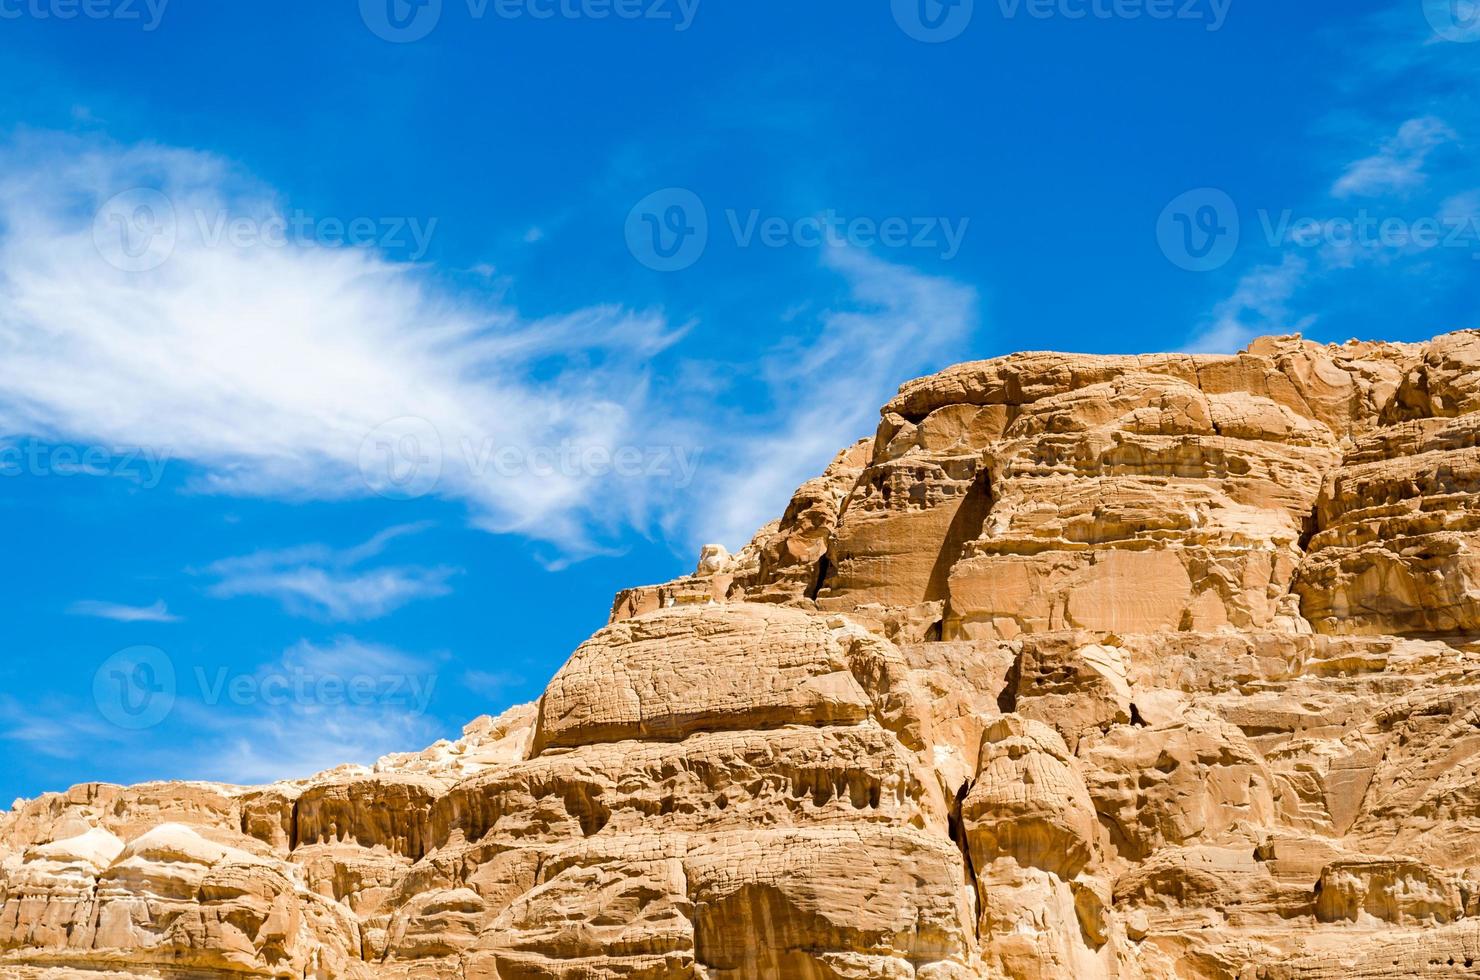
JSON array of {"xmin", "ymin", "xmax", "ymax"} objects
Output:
[{"xmin": 8, "ymin": 332, "xmax": 1480, "ymax": 978}]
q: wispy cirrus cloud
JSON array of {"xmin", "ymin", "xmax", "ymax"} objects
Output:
[
  {"xmin": 1187, "ymin": 4, "xmax": 1480, "ymax": 354},
  {"xmin": 66, "ymin": 598, "xmax": 180, "ymax": 623},
  {"xmin": 0, "ymin": 696, "xmax": 125, "ymax": 760},
  {"xmin": 0, "ymin": 133, "xmax": 694, "ymax": 554},
  {"xmin": 176, "ymin": 636, "xmax": 447, "ymax": 783},
  {"xmin": 0, "ymin": 638, "xmax": 449, "ymax": 785},
  {"xmin": 1332, "ymin": 116, "xmax": 1456, "ymax": 199},
  {"xmin": 696, "ymin": 246, "xmax": 978, "ymax": 549},
  {"xmin": 1185, "ymin": 255, "xmax": 1312, "ymax": 354},
  {"xmin": 0, "ymin": 132, "xmax": 983, "ymax": 564},
  {"xmin": 204, "ymin": 523, "xmax": 456, "ymax": 621}
]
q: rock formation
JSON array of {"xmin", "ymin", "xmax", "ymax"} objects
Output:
[{"xmin": 8, "ymin": 331, "xmax": 1480, "ymax": 977}]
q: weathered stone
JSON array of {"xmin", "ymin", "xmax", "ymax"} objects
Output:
[{"xmin": 12, "ymin": 331, "xmax": 1480, "ymax": 979}]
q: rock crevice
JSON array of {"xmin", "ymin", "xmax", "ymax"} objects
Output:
[{"xmin": 8, "ymin": 331, "xmax": 1480, "ymax": 977}]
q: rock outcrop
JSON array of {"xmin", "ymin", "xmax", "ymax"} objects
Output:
[{"xmin": 9, "ymin": 331, "xmax": 1480, "ymax": 977}]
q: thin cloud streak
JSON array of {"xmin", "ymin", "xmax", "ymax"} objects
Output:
[
  {"xmin": 1187, "ymin": 7, "xmax": 1480, "ymax": 354},
  {"xmin": 1185, "ymin": 255, "xmax": 1312, "ymax": 354},
  {"xmin": 0, "ymin": 638, "xmax": 448, "ymax": 787},
  {"xmin": 1332, "ymin": 116, "xmax": 1455, "ymax": 199},
  {"xmin": 0, "ymin": 134, "xmax": 689, "ymax": 554},
  {"xmin": 697, "ymin": 247, "xmax": 979, "ymax": 550},
  {"xmin": 0, "ymin": 134, "xmax": 983, "ymax": 564},
  {"xmin": 205, "ymin": 524, "xmax": 457, "ymax": 621},
  {"xmin": 67, "ymin": 599, "xmax": 180, "ymax": 623}
]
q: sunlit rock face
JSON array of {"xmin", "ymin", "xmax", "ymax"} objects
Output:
[{"xmin": 11, "ymin": 331, "xmax": 1480, "ymax": 978}]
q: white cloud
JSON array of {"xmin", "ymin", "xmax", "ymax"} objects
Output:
[
  {"xmin": 270, "ymin": 635, "xmax": 436, "ymax": 679},
  {"xmin": 0, "ymin": 134, "xmax": 691, "ymax": 553},
  {"xmin": 1332, "ymin": 116, "xmax": 1456, "ymax": 199},
  {"xmin": 1184, "ymin": 255, "xmax": 1312, "ymax": 354},
  {"xmin": 205, "ymin": 523, "xmax": 455, "ymax": 621},
  {"xmin": 67, "ymin": 599, "xmax": 180, "ymax": 623},
  {"xmin": 1440, "ymin": 189, "xmax": 1480, "ymax": 225},
  {"xmin": 695, "ymin": 247, "xmax": 978, "ymax": 550},
  {"xmin": 0, "ymin": 697, "xmax": 123, "ymax": 761},
  {"xmin": 1186, "ymin": 12, "xmax": 1480, "ymax": 354},
  {"xmin": 179, "ymin": 637, "xmax": 446, "ymax": 784},
  {"xmin": 0, "ymin": 637, "xmax": 451, "ymax": 787},
  {"xmin": 0, "ymin": 133, "xmax": 983, "ymax": 564},
  {"xmin": 199, "ymin": 712, "xmax": 442, "ymax": 785}
]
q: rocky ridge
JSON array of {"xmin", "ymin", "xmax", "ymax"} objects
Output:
[{"xmin": 7, "ymin": 331, "xmax": 1480, "ymax": 977}]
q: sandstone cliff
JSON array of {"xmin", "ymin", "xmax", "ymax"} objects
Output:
[{"xmin": 8, "ymin": 331, "xmax": 1480, "ymax": 978}]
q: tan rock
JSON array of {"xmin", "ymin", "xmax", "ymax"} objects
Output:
[
  {"xmin": 1315, "ymin": 858, "xmax": 1464, "ymax": 926},
  {"xmin": 961, "ymin": 716, "xmax": 1099, "ymax": 879},
  {"xmin": 13, "ymin": 330, "xmax": 1480, "ymax": 979},
  {"xmin": 1005, "ymin": 632, "xmax": 1134, "ymax": 749},
  {"xmin": 684, "ymin": 827, "xmax": 976, "ymax": 978},
  {"xmin": 1298, "ymin": 414, "xmax": 1480, "ymax": 635},
  {"xmin": 1081, "ymin": 712, "xmax": 1276, "ymax": 862},
  {"xmin": 533, "ymin": 603, "xmax": 873, "ymax": 752}
]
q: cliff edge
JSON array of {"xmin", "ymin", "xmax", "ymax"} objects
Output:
[{"xmin": 7, "ymin": 331, "xmax": 1480, "ymax": 978}]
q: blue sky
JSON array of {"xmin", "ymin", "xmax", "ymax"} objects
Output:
[{"xmin": 0, "ymin": 0, "xmax": 1476, "ymax": 803}]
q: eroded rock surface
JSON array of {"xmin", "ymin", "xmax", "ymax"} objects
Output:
[{"xmin": 9, "ymin": 332, "xmax": 1480, "ymax": 978}]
